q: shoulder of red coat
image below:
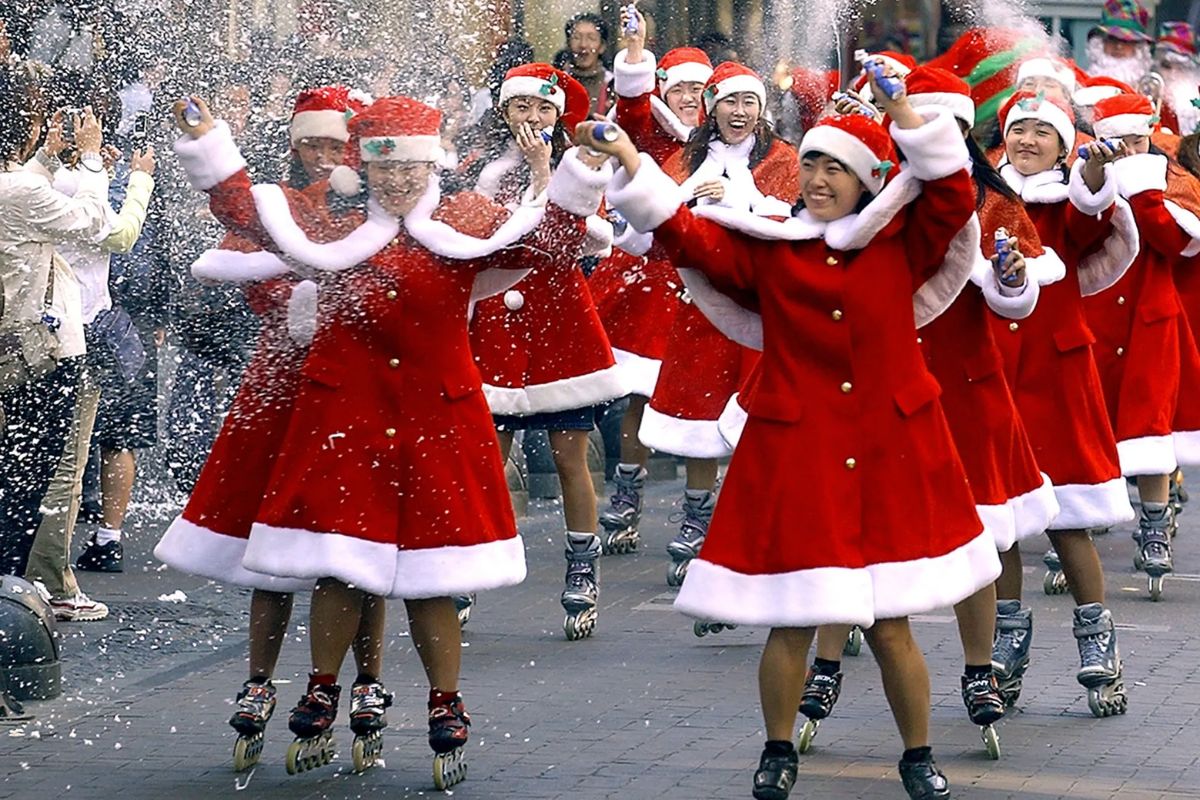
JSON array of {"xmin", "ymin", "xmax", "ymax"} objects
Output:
[{"xmin": 432, "ymin": 191, "xmax": 509, "ymax": 238}]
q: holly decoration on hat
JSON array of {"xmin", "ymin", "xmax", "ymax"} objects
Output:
[
  {"xmin": 1017, "ymin": 91, "xmax": 1046, "ymax": 112},
  {"xmin": 539, "ymin": 73, "xmax": 560, "ymax": 97},
  {"xmin": 364, "ymin": 138, "xmax": 397, "ymax": 158},
  {"xmin": 656, "ymin": 67, "xmax": 668, "ymax": 80},
  {"xmin": 872, "ymin": 159, "xmax": 895, "ymax": 180}
]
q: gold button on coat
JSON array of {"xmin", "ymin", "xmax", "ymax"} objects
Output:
[
  {"xmin": 1008, "ymin": 322, "xmax": 1019, "ymax": 332},
  {"xmin": 1117, "ymin": 296, "xmax": 1126, "ymax": 305},
  {"xmin": 1117, "ymin": 347, "xmax": 1125, "ymax": 356},
  {"xmin": 840, "ymin": 382, "xmax": 853, "ymax": 394},
  {"xmin": 831, "ymin": 309, "xmax": 843, "ymax": 321},
  {"xmin": 386, "ymin": 290, "xmax": 398, "ymax": 300},
  {"xmin": 826, "ymin": 256, "xmax": 839, "ymax": 266},
  {"xmin": 845, "ymin": 457, "xmax": 857, "ymax": 470},
  {"xmin": 388, "ymin": 358, "xmax": 400, "ymax": 368},
  {"xmin": 385, "ymin": 427, "xmax": 397, "ymax": 437}
]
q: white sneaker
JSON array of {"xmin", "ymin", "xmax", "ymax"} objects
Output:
[{"xmin": 50, "ymin": 592, "xmax": 110, "ymax": 622}]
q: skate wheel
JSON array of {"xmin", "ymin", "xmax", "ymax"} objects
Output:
[
  {"xmin": 843, "ymin": 627, "xmax": 863, "ymax": 657},
  {"xmin": 796, "ymin": 720, "xmax": 819, "ymax": 754},
  {"xmin": 432, "ymin": 746, "xmax": 467, "ymax": 790},
  {"xmin": 352, "ymin": 731, "xmax": 383, "ymax": 773},
  {"xmin": 981, "ymin": 725, "xmax": 1001, "ymax": 760},
  {"xmin": 1149, "ymin": 574, "xmax": 1165, "ymax": 601},
  {"xmin": 563, "ymin": 608, "xmax": 597, "ymax": 641},
  {"xmin": 666, "ymin": 560, "xmax": 688, "ymax": 587},
  {"xmin": 285, "ymin": 740, "xmax": 303, "ymax": 775},
  {"xmin": 693, "ymin": 620, "xmax": 710, "ymax": 638},
  {"xmin": 233, "ymin": 732, "xmax": 264, "ymax": 772},
  {"xmin": 1043, "ymin": 571, "xmax": 1067, "ymax": 595}
]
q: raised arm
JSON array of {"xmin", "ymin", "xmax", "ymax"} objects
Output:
[{"xmin": 102, "ymin": 150, "xmax": 156, "ymax": 254}]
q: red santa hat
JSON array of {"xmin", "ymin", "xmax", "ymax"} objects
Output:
[
  {"xmin": 1073, "ymin": 75, "xmax": 1136, "ymax": 108},
  {"xmin": 329, "ymin": 96, "xmax": 444, "ymax": 196},
  {"xmin": 702, "ymin": 62, "xmax": 767, "ymax": 114},
  {"xmin": 1092, "ymin": 92, "xmax": 1158, "ymax": 139},
  {"xmin": 656, "ymin": 47, "xmax": 713, "ymax": 97},
  {"xmin": 852, "ymin": 50, "xmax": 917, "ymax": 103},
  {"xmin": 905, "ymin": 66, "xmax": 975, "ymax": 128},
  {"xmin": 799, "ymin": 113, "xmax": 899, "ymax": 196},
  {"xmin": 290, "ymin": 85, "xmax": 372, "ymax": 145},
  {"xmin": 498, "ymin": 63, "xmax": 590, "ymax": 134},
  {"xmin": 999, "ymin": 90, "xmax": 1077, "ymax": 152},
  {"xmin": 1015, "ymin": 57, "xmax": 1078, "ymax": 96}
]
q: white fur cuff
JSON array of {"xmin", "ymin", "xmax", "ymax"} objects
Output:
[
  {"xmin": 547, "ymin": 148, "xmax": 613, "ymax": 217},
  {"xmin": 889, "ymin": 108, "xmax": 969, "ymax": 182},
  {"xmin": 1068, "ymin": 158, "xmax": 1117, "ymax": 217},
  {"xmin": 614, "ymin": 49, "xmax": 657, "ymax": 98},
  {"xmin": 608, "ymin": 154, "xmax": 690, "ymax": 233},
  {"xmin": 982, "ymin": 272, "xmax": 1039, "ymax": 320},
  {"xmin": 1165, "ymin": 200, "xmax": 1200, "ymax": 257},
  {"xmin": 1111, "ymin": 153, "xmax": 1168, "ymax": 198},
  {"xmin": 173, "ymin": 121, "xmax": 247, "ymax": 191}
]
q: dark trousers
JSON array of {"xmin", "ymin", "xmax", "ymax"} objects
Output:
[{"xmin": 0, "ymin": 358, "xmax": 82, "ymax": 576}]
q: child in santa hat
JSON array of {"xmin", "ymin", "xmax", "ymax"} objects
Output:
[
  {"xmin": 170, "ymin": 93, "xmax": 609, "ymax": 786},
  {"xmin": 156, "ymin": 85, "xmax": 395, "ymax": 771},
  {"xmin": 993, "ymin": 89, "xmax": 1139, "ymax": 718},
  {"xmin": 462, "ymin": 63, "xmax": 626, "ymax": 641},
  {"xmin": 588, "ymin": 8, "xmax": 715, "ymax": 557},
  {"xmin": 1082, "ymin": 92, "xmax": 1200, "ymax": 600},
  {"xmin": 587, "ymin": 69, "xmax": 994, "ymax": 800}
]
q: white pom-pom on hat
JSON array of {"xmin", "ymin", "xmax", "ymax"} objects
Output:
[{"xmin": 329, "ymin": 164, "xmax": 363, "ymax": 196}]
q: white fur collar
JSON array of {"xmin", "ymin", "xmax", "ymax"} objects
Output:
[
  {"xmin": 474, "ymin": 141, "xmax": 523, "ymax": 199},
  {"xmin": 649, "ymin": 95, "xmax": 694, "ymax": 142},
  {"xmin": 999, "ymin": 162, "xmax": 1069, "ymax": 204}
]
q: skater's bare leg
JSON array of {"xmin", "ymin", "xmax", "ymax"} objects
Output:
[
  {"xmin": 815, "ymin": 624, "xmax": 853, "ymax": 661},
  {"xmin": 249, "ymin": 589, "xmax": 294, "ymax": 679},
  {"xmin": 496, "ymin": 430, "xmax": 515, "ymax": 462},
  {"xmin": 352, "ymin": 594, "xmax": 386, "ymax": 679},
  {"xmin": 865, "ymin": 617, "xmax": 931, "ymax": 749},
  {"xmin": 549, "ymin": 429, "xmax": 597, "ymax": 532},
  {"xmin": 1137, "ymin": 474, "xmax": 1170, "ymax": 505},
  {"xmin": 309, "ymin": 579, "xmax": 370, "ymax": 676},
  {"xmin": 954, "ymin": 583, "xmax": 997, "ymax": 666},
  {"xmin": 1048, "ymin": 529, "xmax": 1104, "ymax": 605},
  {"xmin": 996, "ymin": 544, "xmax": 1024, "ymax": 601},
  {"xmin": 406, "ymin": 597, "xmax": 462, "ymax": 690},
  {"xmin": 620, "ymin": 395, "xmax": 651, "ymax": 466},
  {"xmin": 685, "ymin": 457, "xmax": 718, "ymax": 491},
  {"xmin": 759, "ymin": 626, "xmax": 815, "ymax": 740}
]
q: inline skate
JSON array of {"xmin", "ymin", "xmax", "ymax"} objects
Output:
[
  {"xmin": 961, "ymin": 671, "xmax": 1005, "ymax": 760},
  {"xmin": 666, "ymin": 489, "xmax": 715, "ymax": 586},
  {"xmin": 599, "ymin": 464, "xmax": 644, "ymax": 554},
  {"xmin": 1042, "ymin": 547, "xmax": 1068, "ymax": 594},
  {"xmin": 752, "ymin": 741, "xmax": 798, "ymax": 800},
  {"xmin": 1170, "ymin": 469, "xmax": 1188, "ymax": 520},
  {"xmin": 1133, "ymin": 502, "xmax": 1174, "ymax": 600},
  {"xmin": 693, "ymin": 619, "xmax": 738, "ymax": 637},
  {"xmin": 562, "ymin": 532, "xmax": 601, "ymax": 640},
  {"xmin": 991, "ymin": 600, "xmax": 1032, "ymax": 707},
  {"xmin": 843, "ymin": 625, "xmax": 864, "ymax": 656},
  {"xmin": 285, "ymin": 681, "xmax": 340, "ymax": 775},
  {"xmin": 348, "ymin": 680, "xmax": 392, "ymax": 773},
  {"xmin": 229, "ymin": 678, "xmax": 276, "ymax": 771},
  {"xmin": 429, "ymin": 689, "xmax": 471, "ymax": 790},
  {"xmin": 1073, "ymin": 603, "xmax": 1127, "ymax": 718},
  {"xmin": 898, "ymin": 752, "xmax": 951, "ymax": 799},
  {"xmin": 796, "ymin": 666, "xmax": 842, "ymax": 754},
  {"xmin": 453, "ymin": 594, "xmax": 476, "ymax": 628}
]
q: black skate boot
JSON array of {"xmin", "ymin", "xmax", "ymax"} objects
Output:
[
  {"xmin": 666, "ymin": 488, "xmax": 715, "ymax": 586},
  {"xmin": 429, "ymin": 689, "xmax": 471, "ymax": 790},
  {"xmin": 285, "ymin": 680, "xmax": 340, "ymax": 775},
  {"xmin": 599, "ymin": 463, "xmax": 645, "ymax": 554},
  {"xmin": 796, "ymin": 667, "xmax": 842, "ymax": 754},
  {"xmin": 561, "ymin": 532, "xmax": 601, "ymax": 640},
  {"xmin": 1041, "ymin": 547, "xmax": 1067, "ymax": 594},
  {"xmin": 1074, "ymin": 603, "xmax": 1127, "ymax": 718},
  {"xmin": 961, "ymin": 671, "xmax": 1005, "ymax": 760},
  {"xmin": 991, "ymin": 600, "xmax": 1032, "ymax": 707},
  {"xmin": 898, "ymin": 750, "xmax": 951, "ymax": 799},
  {"xmin": 229, "ymin": 678, "xmax": 276, "ymax": 771},
  {"xmin": 349, "ymin": 680, "xmax": 393, "ymax": 773},
  {"xmin": 1170, "ymin": 469, "xmax": 1188, "ymax": 519},
  {"xmin": 1133, "ymin": 502, "xmax": 1174, "ymax": 600},
  {"xmin": 752, "ymin": 741, "xmax": 798, "ymax": 800},
  {"xmin": 453, "ymin": 594, "xmax": 476, "ymax": 628}
]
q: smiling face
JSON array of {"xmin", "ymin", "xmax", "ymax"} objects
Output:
[
  {"xmin": 1004, "ymin": 119, "xmax": 1065, "ymax": 175},
  {"xmin": 665, "ymin": 81, "xmax": 704, "ymax": 127},
  {"xmin": 569, "ymin": 21, "xmax": 603, "ymax": 71},
  {"xmin": 294, "ymin": 136, "xmax": 345, "ymax": 182},
  {"xmin": 367, "ymin": 161, "xmax": 435, "ymax": 217},
  {"xmin": 1120, "ymin": 133, "xmax": 1150, "ymax": 155},
  {"xmin": 800, "ymin": 152, "xmax": 867, "ymax": 222},
  {"xmin": 713, "ymin": 92, "xmax": 760, "ymax": 145},
  {"xmin": 503, "ymin": 96, "xmax": 560, "ymax": 137}
]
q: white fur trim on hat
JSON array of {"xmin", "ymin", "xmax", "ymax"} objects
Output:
[
  {"xmin": 1004, "ymin": 99, "xmax": 1076, "ymax": 153},
  {"xmin": 704, "ymin": 74, "xmax": 767, "ymax": 113},
  {"xmin": 360, "ymin": 135, "xmax": 445, "ymax": 163},
  {"xmin": 499, "ymin": 76, "xmax": 566, "ymax": 113},
  {"xmin": 1016, "ymin": 58, "xmax": 1078, "ymax": 94},
  {"xmin": 662, "ymin": 62, "xmax": 714, "ymax": 95},
  {"xmin": 800, "ymin": 125, "xmax": 887, "ymax": 194},
  {"xmin": 1094, "ymin": 112, "xmax": 1156, "ymax": 140},
  {"xmin": 1073, "ymin": 84, "xmax": 1122, "ymax": 107},
  {"xmin": 908, "ymin": 91, "xmax": 976, "ymax": 128},
  {"xmin": 290, "ymin": 109, "xmax": 349, "ymax": 145}
]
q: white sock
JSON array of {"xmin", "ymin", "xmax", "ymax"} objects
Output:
[{"xmin": 95, "ymin": 527, "xmax": 122, "ymax": 545}]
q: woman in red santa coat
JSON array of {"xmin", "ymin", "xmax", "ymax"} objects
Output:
[
  {"xmin": 171, "ymin": 94, "xmax": 606, "ymax": 785},
  {"xmin": 155, "ymin": 86, "xmax": 401, "ymax": 768},
  {"xmin": 991, "ymin": 90, "xmax": 1139, "ymax": 719},
  {"xmin": 463, "ymin": 63, "xmax": 624, "ymax": 641},
  {"xmin": 1083, "ymin": 93, "xmax": 1200, "ymax": 599},
  {"xmin": 588, "ymin": 70, "xmax": 996, "ymax": 800},
  {"xmin": 588, "ymin": 8, "xmax": 714, "ymax": 556}
]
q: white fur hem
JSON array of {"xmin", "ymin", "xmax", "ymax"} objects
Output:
[
  {"xmin": 674, "ymin": 528, "xmax": 1000, "ymax": 628},
  {"xmin": 1048, "ymin": 476, "xmax": 1136, "ymax": 530},
  {"xmin": 607, "ymin": 155, "xmax": 689, "ymax": 233},
  {"xmin": 717, "ymin": 392, "xmax": 748, "ymax": 450},
  {"xmin": 639, "ymin": 405, "xmax": 733, "ymax": 458},
  {"xmin": 1164, "ymin": 200, "xmax": 1200, "ymax": 258},
  {"xmin": 1010, "ymin": 473, "xmax": 1062, "ymax": 542},
  {"xmin": 243, "ymin": 524, "xmax": 527, "ymax": 599},
  {"xmin": 1078, "ymin": 197, "xmax": 1139, "ymax": 297},
  {"xmin": 888, "ymin": 108, "xmax": 970, "ymax": 182},
  {"xmin": 1173, "ymin": 429, "xmax": 1200, "ymax": 467},
  {"xmin": 612, "ymin": 347, "xmax": 661, "ymax": 397},
  {"xmin": 483, "ymin": 363, "xmax": 628, "ymax": 415},
  {"xmin": 1117, "ymin": 434, "xmax": 1178, "ymax": 476},
  {"xmin": 173, "ymin": 121, "xmax": 247, "ymax": 191},
  {"xmin": 547, "ymin": 148, "xmax": 613, "ymax": 217},
  {"xmin": 1111, "ymin": 153, "xmax": 1167, "ymax": 197},
  {"xmin": 191, "ymin": 248, "xmax": 291, "ymax": 284},
  {"xmin": 154, "ymin": 516, "xmax": 313, "ymax": 592},
  {"xmin": 976, "ymin": 502, "xmax": 1017, "ymax": 554},
  {"xmin": 1068, "ymin": 158, "xmax": 1118, "ymax": 217},
  {"xmin": 614, "ymin": 48, "xmax": 656, "ymax": 97}
]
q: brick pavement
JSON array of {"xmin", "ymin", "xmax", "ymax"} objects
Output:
[{"xmin": 2, "ymin": 478, "xmax": 1199, "ymax": 800}]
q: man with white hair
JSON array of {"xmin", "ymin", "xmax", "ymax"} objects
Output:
[
  {"xmin": 1154, "ymin": 22, "xmax": 1200, "ymax": 135},
  {"xmin": 1015, "ymin": 57, "xmax": 1078, "ymax": 104},
  {"xmin": 1086, "ymin": 0, "xmax": 1154, "ymax": 88}
]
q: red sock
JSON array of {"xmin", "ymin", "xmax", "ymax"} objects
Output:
[
  {"xmin": 308, "ymin": 672, "xmax": 337, "ymax": 690},
  {"xmin": 428, "ymin": 687, "xmax": 460, "ymax": 707}
]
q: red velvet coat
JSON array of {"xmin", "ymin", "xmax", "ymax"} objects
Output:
[
  {"xmin": 1084, "ymin": 154, "xmax": 1200, "ymax": 475},
  {"xmin": 607, "ymin": 110, "xmax": 999, "ymax": 627},
  {"xmin": 991, "ymin": 162, "xmax": 1138, "ymax": 530}
]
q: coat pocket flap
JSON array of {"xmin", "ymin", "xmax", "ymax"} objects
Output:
[
  {"xmin": 301, "ymin": 356, "xmax": 344, "ymax": 388},
  {"xmin": 443, "ymin": 370, "xmax": 483, "ymax": 400},
  {"xmin": 894, "ymin": 371, "xmax": 943, "ymax": 417},
  {"xmin": 964, "ymin": 346, "xmax": 1003, "ymax": 382},
  {"xmin": 1053, "ymin": 325, "xmax": 1097, "ymax": 353},
  {"xmin": 748, "ymin": 390, "xmax": 803, "ymax": 422},
  {"xmin": 1139, "ymin": 292, "xmax": 1180, "ymax": 323}
]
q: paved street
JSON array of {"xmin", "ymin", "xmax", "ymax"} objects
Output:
[{"xmin": 2, "ymin": 474, "xmax": 1200, "ymax": 800}]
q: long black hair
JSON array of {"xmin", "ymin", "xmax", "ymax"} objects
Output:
[
  {"xmin": 681, "ymin": 114, "xmax": 776, "ymax": 177},
  {"xmin": 967, "ymin": 135, "xmax": 1019, "ymax": 209}
]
